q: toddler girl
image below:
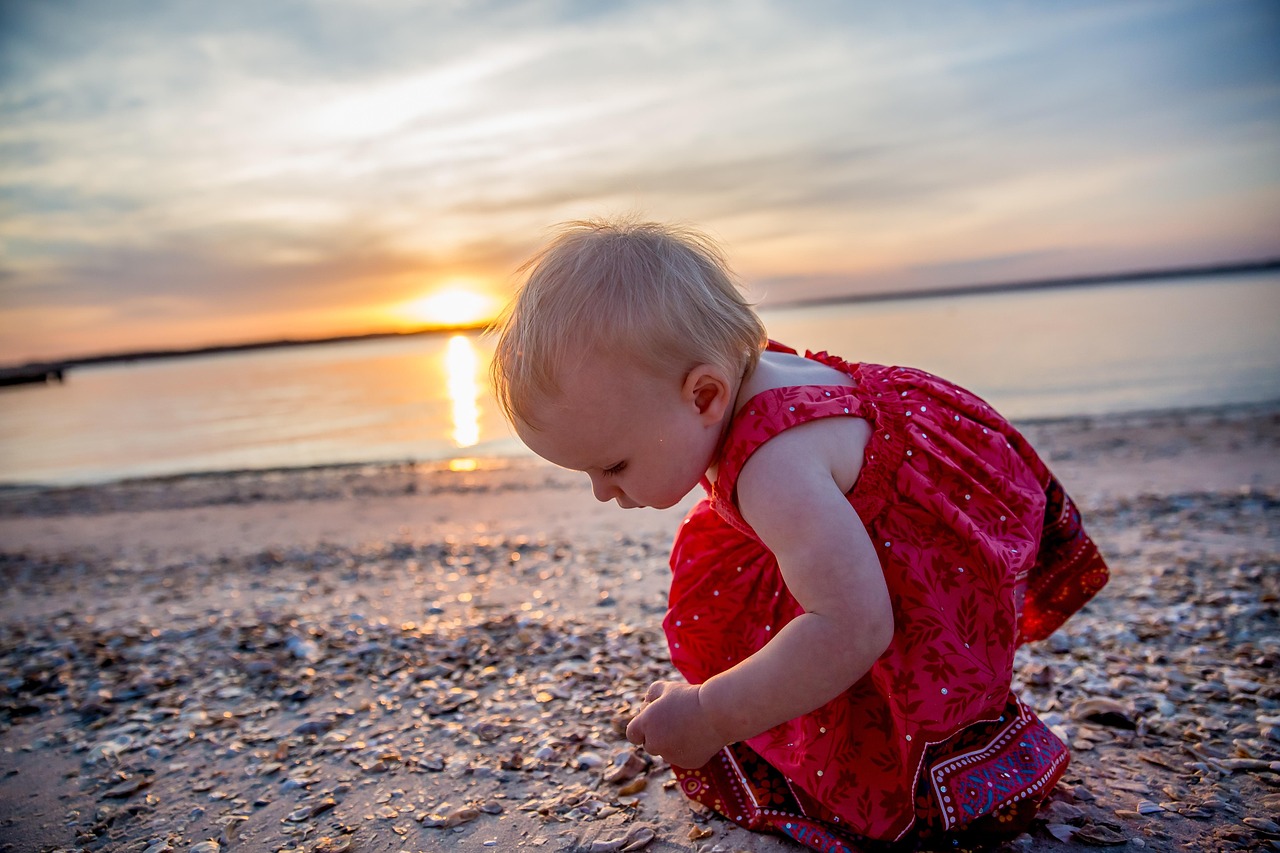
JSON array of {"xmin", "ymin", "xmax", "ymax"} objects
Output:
[{"xmin": 490, "ymin": 218, "xmax": 1109, "ymax": 851}]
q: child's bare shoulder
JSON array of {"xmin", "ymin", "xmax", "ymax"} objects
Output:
[
  {"xmin": 737, "ymin": 349, "xmax": 855, "ymax": 405},
  {"xmin": 736, "ymin": 351, "xmax": 870, "ymax": 497}
]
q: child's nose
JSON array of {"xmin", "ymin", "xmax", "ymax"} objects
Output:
[{"xmin": 589, "ymin": 474, "xmax": 619, "ymax": 503}]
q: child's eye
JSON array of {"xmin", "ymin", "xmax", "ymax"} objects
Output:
[{"xmin": 603, "ymin": 461, "xmax": 627, "ymax": 477}]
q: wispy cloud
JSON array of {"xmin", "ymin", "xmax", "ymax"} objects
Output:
[{"xmin": 1, "ymin": 0, "xmax": 1277, "ymax": 361}]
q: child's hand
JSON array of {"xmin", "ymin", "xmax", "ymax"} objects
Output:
[{"xmin": 625, "ymin": 680, "xmax": 725, "ymax": 769}]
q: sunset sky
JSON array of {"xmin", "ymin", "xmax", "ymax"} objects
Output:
[{"xmin": 1, "ymin": 0, "xmax": 1277, "ymax": 364}]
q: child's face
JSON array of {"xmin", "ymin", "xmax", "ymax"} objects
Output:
[{"xmin": 515, "ymin": 354, "xmax": 728, "ymax": 510}]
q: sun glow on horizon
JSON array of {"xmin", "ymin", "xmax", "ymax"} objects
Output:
[{"xmin": 395, "ymin": 284, "xmax": 500, "ymax": 329}]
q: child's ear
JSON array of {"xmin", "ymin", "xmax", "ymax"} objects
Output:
[{"xmin": 682, "ymin": 364, "xmax": 733, "ymax": 425}]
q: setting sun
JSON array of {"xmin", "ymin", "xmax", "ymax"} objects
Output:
[{"xmin": 395, "ymin": 285, "xmax": 500, "ymax": 329}]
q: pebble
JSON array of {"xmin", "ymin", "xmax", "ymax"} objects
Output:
[{"xmin": 1245, "ymin": 816, "xmax": 1280, "ymax": 834}]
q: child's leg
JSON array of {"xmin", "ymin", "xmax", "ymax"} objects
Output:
[{"xmin": 672, "ymin": 744, "xmax": 907, "ymax": 853}]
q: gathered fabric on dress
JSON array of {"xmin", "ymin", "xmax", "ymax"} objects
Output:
[{"xmin": 664, "ymin": 343, "xmax": 1109, "ymax": 851}]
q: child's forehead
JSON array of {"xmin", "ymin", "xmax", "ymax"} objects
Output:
[
  {"xmin": 517, "ymin": 363, "xmax": 631, "ymax": 449},
  {"xmin": 562, "ymin": 349, "xmax": 674, "ymax": 395},
  {"xmin": 526, "ymin": 352, "xmax": 672, "ymax": 429}
]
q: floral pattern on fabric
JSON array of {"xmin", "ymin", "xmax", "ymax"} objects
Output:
[{"xmin": 663, "ymin": 342, "xmax": 1109, "ymax": 847}]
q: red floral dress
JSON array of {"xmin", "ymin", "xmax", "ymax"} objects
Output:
[{"xmin": 664, "ymin": 344, "xmax": 1109, "ymax": 851}]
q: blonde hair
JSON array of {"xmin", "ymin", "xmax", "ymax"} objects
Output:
[{"xmin": 490, "ymin": 217, "xmax": 768, "ymax": 426}]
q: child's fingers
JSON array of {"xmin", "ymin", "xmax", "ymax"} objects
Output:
[
  {"xmin": 626, "ymin": 682, "xmax": 675, "ymax": 751},
  {"xmin": 624, "ymin": 710, "xmax": 646, "ymax": 746}
]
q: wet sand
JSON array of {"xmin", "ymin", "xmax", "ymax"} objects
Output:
[{"xmin": 1, "ymin": 406, "xmax": 1278, "ymax": 853}]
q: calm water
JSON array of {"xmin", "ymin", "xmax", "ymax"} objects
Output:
[{"xmin": 2, "ymin": 272, "xmax": 1277, "ymax": 487}]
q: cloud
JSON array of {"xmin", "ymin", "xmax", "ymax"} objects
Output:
[{"xmin": 1, "ymin": 0, "xmax": 1278, "ymax": 361}]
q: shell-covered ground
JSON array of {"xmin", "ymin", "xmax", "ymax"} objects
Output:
[{"xmin": 1, "ymin": 410, "xmax": 1278, "ymax": 853}]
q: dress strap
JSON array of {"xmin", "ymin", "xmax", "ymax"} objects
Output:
[
  {"xmin": 716, "ymin": 385, "xmax": 869, "ymax": 502},
  {"xmin": 708, "ymin": 345, "xmax": 899, "ymax": 535}
]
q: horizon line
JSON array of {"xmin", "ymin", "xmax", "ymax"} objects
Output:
[
  {"xmin": 758, "ymin": 255, "xmax": 1280, "ymax": 311},
  {"xmin": 6, "ymin": 256, "xmax": 1278, "ymax": 373}
]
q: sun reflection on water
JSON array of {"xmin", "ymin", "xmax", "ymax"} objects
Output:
[{"xmin": 445, "ymin": 334, "xmax": 481, "ymax": 449}]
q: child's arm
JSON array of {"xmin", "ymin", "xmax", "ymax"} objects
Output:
[{"xmin": 627, "ymin": 417, "xmax": 892, "ymax": 767}]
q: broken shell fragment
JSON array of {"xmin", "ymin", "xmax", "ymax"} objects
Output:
[
  {"xmin": 617, "ymin": 776, "xmax": 647, "ymax": 796},
  {"xmin": 589, "ymin": 825, "xmax": 656, "ymax": 852},
  {"xmin": 285, "ymin": 797, "xmax": 337, "ymax": 821},
  {"xmin": 621, "ymin": 826, "xmax": 656, "ymax": 851},
  {"xmin": 421, "ymin": 805, "xmax": 482, "ymax": 828},
  {"xmin": 604, "ymin": 750, "xmax": 648, "ymax": 784},
  {"xmin": 218, "ymin": 815, "xmax": 248, "ymax": 846},
  {"xmin": 102, "ymin": 775, "xmax": 152, "ymax": 798},
  {"xmin": 1070, "ymin": 697, "xmax": 1137, "ymax": 730}
]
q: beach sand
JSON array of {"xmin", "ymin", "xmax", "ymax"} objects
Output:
[{"xmin": 1, "ymin": 406, "xmax": 1277, "ymax": 853}]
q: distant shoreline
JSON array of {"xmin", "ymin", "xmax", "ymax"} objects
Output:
[
  {"xmin": 759, "ymin": 256, "xmax": 1280, "ymax": 311},
  {"xmin": 0, "ymin": 322, "xmax": 491, "ymax": 381},
  {"xmin": 3, "ymin": 257, "xmax": 1276, "ymax": 377}
]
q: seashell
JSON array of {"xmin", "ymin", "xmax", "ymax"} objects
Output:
[
  {"xmin": 85, "ymin": 734, "xmax": 135, "ymax": 766},
  {"xmin": 1042, "ymin": 799, "xmax": 1085, "ymax": 823},
  {"xmin": 218, "ymin": 816, "xmax": 248, "ymax": 846},
  {"xmin": 604, "ymin": 750, "xmax": 648, "ymax": 784},
  {"xmin": 1215, "ymin": 757, "xmax": 1273, "ymax": 772},
  {"xmin": 1243, "ymin": 816, "xmax": 1280, "ymax": 834},
  {"xmin": 621, "ymin": 826, "xmax": 656, "ymax": 851},
  {"xmin": 420, "ymin": 805, "xmax": 481, "ymax": 828},
  {"xmin": 1045, "ymin": 823, "xmax": 1076, "ymax": 842},
  {"xmin": 1070, "ymin": 697, "xmax": 1136, "ymax": 730},
  {"xmin": 285, "ymin": 797, "xmax": 336, "ymax": 821},
  {"xmin": 1072, "ymin": 822, "xmax": 1129, "ymax": 845},
  {"xmin": 103, "ymin": 775, "xmax": 152, "ymax": 798},
  {"xmin": 576, "ymin": 751, "xmax": 605, "ymax": 769},
  {"xmin": 286, "ymin": 637, "xmax": 320, "ymax": 661},
  {"xmin": 292, "ymin": 719, "xmax": 333, "ymax": 736},
  {"xmin": 189, "ymin": 842, "xmax": 220, "ymax": 853},
  {"xmin": 589, "ymin": 825, "xmax": 656, "ymax": 852},
  {"xmin": 473, "ymin": 721, "xmax": 502, "ymax": 741},
  {"xmin": 617, "ymin": 776, "xmax": 647, "ymax": 796}
]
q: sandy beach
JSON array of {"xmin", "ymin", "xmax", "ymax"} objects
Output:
[{"xmin": 1, "ymin": 405, "xmax": 1278, "ymax": 853}]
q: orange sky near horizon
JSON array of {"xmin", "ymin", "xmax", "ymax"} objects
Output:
[{"xmin": 1, "ymin": 2, "xmax": 1278, "ymax": 365}]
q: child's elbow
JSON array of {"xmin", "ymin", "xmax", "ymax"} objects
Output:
[{"xmin": 867, "ymin": 606, "xmax": 894, "ymax": 661}]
